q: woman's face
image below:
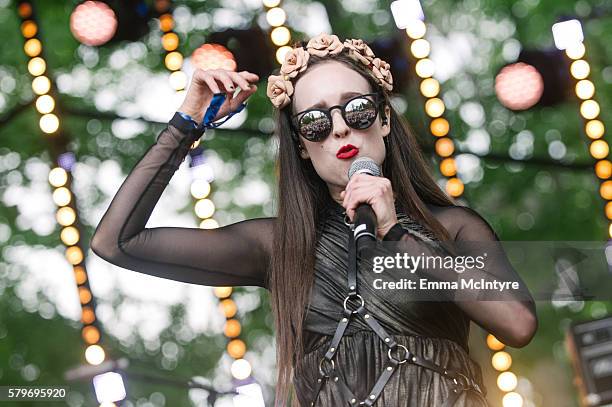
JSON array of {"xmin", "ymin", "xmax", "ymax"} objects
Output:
[{"xmin": 292, "ymin": 61, "xmax": 390, "ymax": 194}]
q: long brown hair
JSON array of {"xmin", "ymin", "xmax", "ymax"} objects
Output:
[{"xmin": 269, "ymin": 52, "xmax": 456, "ymax": 406}]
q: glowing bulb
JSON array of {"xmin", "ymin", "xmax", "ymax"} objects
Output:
[
  {"xmin": 566, "ymin": 42, "xmax": 585, "ymax": 59},
  {"xmin": 200, "ymin": 218, "xmax": 219, "ymax": 229},
  {"xmin": 271, "ymin": 26, "xmax": 291, "ymax": 46},
  {"xmin": 575, "ymin": 79, "xmax": 594, "ymax": 100},
  {"xmin": 595, "ymin": 161, "xmax": 612, "ymax": 179},
  {"xmin": 590, "ymin": 140, "xmax": 609, "ymax": 159},
  {"xmin": 53, "ymin": 187, "xmax": 71, "ymax": 206},
  {"xmin": 502, "ymin": 392, "xmax": 523, "ymax": 407},
  {"xmin": 492, "ymin": 351, "xmax": 512, "ymax": 371},
  {"xmin": 190, "ymin": 179, "xmax": 211, "ymax": 199},
  {"xmin": 586, "ymin": 120, "xmax": 605, "ymax": 139},
  {"xmin": 32, "ymin": 76, "xmax": 51, "ymax": 95},
  {"xmin": 79, "ymin": 286, "xmax": 92, "ymax": 304},
  {"xmin": 606, "ymin": 202, "xmax": 612, "ymax": 220},
  {"xmin": 36, "ymin": 94, "xmax": 55, "ymax": 114},
  {"xmin": 17, "ymin": 3, "xmax": 32, "ymax": 18},
  {"xmin": 224, "ymin": 319, "xmax": 242, "ymax": 338},
  {"xmin": 220, "ymin": 299, "xmax": 237, "ymax": 318},
  {"xmin": 56, "ymin": 207, "xmax": 76, "ymax": 226},
  {"xmin": 169, "ymin": 71, "xmax": 187, "ymax": 90},
  {"xmin": 486, "ymin": 334, "xmax": 505, "ymax": 351},
  {"xmin": 61, "ymin": 226, "xmax": 80, "ymax": 246},
  {"xmin": 430, "ymin": 118, "xmax": 450, "ymax": 137},
  {"xmin": 435, "ymin": 138, "xmax": 454, "ymax": 157},
  {"xmin": 570, "ymin": 60, "xmax": 590, "ymax": 79},
  {"xmin": 425, "ymin": 98, "xmax": 445, "ymax": 117},
  {"xmin": 159, "ymin": 13, "xmax": 173, "ymax": 32},
  {"xmin": 162, "ymin": 32, "xmax": 179, "ymax": 51},
  {"xmin": 213, "ymin": 287, "xmax": 232, "ymax": 298},
  {"xmin": 195, "ymin": 199, "xmax": 215, "ymax": 219},
  {"xmin": 40, "ymin": 113, "xmax": 60, "ymax": 134},
  {"xmin": 497, "ymin": 371, "xmax": 518, "ymax": 392},
  {"xmin": 446, "ymin": 177, "xmax": 464, "ymax": 197},
  {"xmin": 66, "ymin": 246, "xmax": 84, "ymax": 265},
  {"xmin": 439, "ymin": 158, "xmax": 456, "ymax": 177},
  {"xmin": 21, "ymin": 20, "xmax": 37, "ymax": 38},
  {"xmin": 82, "ymin": 306, "xmax": 96, "ymax": 324},
  {"xmin": 82, "ymin": 325, "xmax": 100, "ymax": 344},
  {"xmin": 266, "ymin": 8, "xmax": 286, "ymax": 27},
  {"xmin": 276, "ymin": 46, "xmax": 292, "ymax": 64},
  {"xmin": 227, "ymin": 339, "xmax": 246, "ymax": 359},
  {"xmin": 48, "ymin": 167, "xmax": 68, "ymax": 187},
  {"xmin": 406, "ymin": 20, "xmax": 426, "ymax": 39},
  {"xmin": 263, "ymin": 0, "xmax": 281, "ymax": 6},
  {"xmin": 165, "ymin": 52, "xmax": 183, "ymax": 71},
  {"xmin": 74, "ymin": 267, "xmax": 87, "ymax": 285},
  {"xmin": 420, "ymin": 78, "xmax": 439, "ymax": 97},
  {"xmin": 24, "ymin": 38, "xmax": 42, "ymax": 57},
  {"xmin": 85, "ymin": 344, "xmax": 106, "ymax": 365},
  {"xmin": 411, "ymin": 39, "xmax": 430, "ymax": 58},
  {"xmin": 28, "ymin": 57, "xmax": 46, "ymax": 76},
  {"xmin": 600, "ymin": 180, "xmax": 612, "ymax": 200},
  {"xmin": 231, "ymin": 358, "xmax": 252, "ymax": 380},
  {"xmin": 580, "ymin": 100, "xmax": 600, "ymax": 119},
  {"xmin": 415, "ymin": 58, "xmax": 435, "ymax": 78}
]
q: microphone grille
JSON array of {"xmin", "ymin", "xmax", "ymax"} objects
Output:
[{"xmin": 348, "ymin": 157, "xmax": 381, "ymax": 179}]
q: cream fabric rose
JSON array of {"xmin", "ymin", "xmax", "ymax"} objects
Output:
[
  {"xmin": 306, "ymin": 33, "xmax": 344, "ymax": 57},
  {"xmin": 343, "ymin": 38, "xmax": 375, "ymax": 66},
  {"xmin": 266, "ymin": 75, "xmax": 294, "ymax": 109},
  {"xmin": 280, "ymin": 47, "xmax": 310, "ymax": 79},
  {"xmin": 371, "ymin": 58, "xmax": 394, "ymax": 91}
]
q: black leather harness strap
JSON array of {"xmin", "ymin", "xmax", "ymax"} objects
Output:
[{"xmin": 309, "ymin": 223, "xmax": 486, "ymax": 406}]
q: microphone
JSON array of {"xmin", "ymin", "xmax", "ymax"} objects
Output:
[{"xmin": 347, "ymin": 157, "xmax": 381, "ymax": 255}]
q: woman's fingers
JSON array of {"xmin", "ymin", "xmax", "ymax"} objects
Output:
[
  {"xmin": 209, "ymin": 70, "xmax": 236, "ymax": 94},
  {"xmin": 228, "ymin": 71, "xmax": 253, "ymax": 92},
  {"xmin": 179, "ymin": 69, "xmax": 260, "ymax": 123},
  {"xmin": 199, "ymin": 71, "xmax": 221, "ymax": 94}
]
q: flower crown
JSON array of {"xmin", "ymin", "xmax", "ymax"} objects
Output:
[{"xmin": 266, "ymin": 33, "xmax": 394, "ymax": 109}]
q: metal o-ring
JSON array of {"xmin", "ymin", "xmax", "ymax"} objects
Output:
[
  {"xmin": 343, "ymin": 294, "xmax": 364, "ymax": 313},
  {"xmin": 387, "ymin": 344, "xmax": 410, "ymax": 364},
  {"xmin": 318, "ymin": 358, "xmax": 335, "ymax": 377}
]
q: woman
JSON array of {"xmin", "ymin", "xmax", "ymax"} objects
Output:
[{"xmin": 91, "ymin": 33, "xmax": 537, "ymax": 406}]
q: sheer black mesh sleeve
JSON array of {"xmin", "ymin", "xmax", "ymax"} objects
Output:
[
  {"xmin": 90, "ymin": 119, "xmax": 274, "ymax": 289},
  {"xmin": 385, "ymin": 205, "xmax": 538, "ymax": 347}
]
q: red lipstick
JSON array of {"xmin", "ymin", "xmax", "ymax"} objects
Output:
[{"xmin": 336, "ymin": 144, "xmax": 359, "ymax": 159}]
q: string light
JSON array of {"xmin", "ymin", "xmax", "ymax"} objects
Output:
[
  {"xmin": 554, "ymin": 24, "xmax": 611, "ymax": 238},
  {"xmin": 18, "ymin": 0, "xmax": 104, "ymax": 370},
  {"xmin": 397, "ymin": 17, "xmax": 463, "ymax": 198},
  {"xmin": 156, "ymin": 0, "xmax": 185, "ymax": 92},
  {"xmin": 150, "ymin": 0, "xmax": 259, "ymax": 383}
]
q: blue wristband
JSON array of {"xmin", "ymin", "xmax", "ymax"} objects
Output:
[{"xmin": 177, "ymin": 111, "xmax": 198, "ymax": 128}]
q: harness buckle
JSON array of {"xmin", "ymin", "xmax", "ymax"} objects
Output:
[
  {"xmin": 318, "ymin": 357, "xmax": 335, "ymax": 377},
  {"xmin": 387, "ymin": 344, "xmax": 410, "ymax": 364},
  {"xmin": 343, "ymin": 294, "xmax": 365, "ymax": 314}
]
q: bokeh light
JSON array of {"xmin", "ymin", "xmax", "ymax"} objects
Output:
[
  {"xmin": 495, "ymin": 63, "xmax": 544, "ymax": 110},
  {"xmin": 191, "ymin": 44, "xmax": 236, "ymax": 71},
  {"xmin": 70, "ymin": 1, "xmax": 117, "ymax": 46},
  {"xmin": 271, "ymin": 26, "xmax": 291, "ymax": 46},
  {"xmin": 492, "ymin": 351, "xmax": 512, "ymax": 371},
  {"xmin": 266, "ymin": 8, "xmax": 287, "ymax": 27},
  {"xmin": 32, "ymin": 75, "xmax": 51, "ymax": 94}
]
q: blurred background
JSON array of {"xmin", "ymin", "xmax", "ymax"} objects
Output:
[{"xmin": 0, "ymin": 0, "xmax": 611, "ymax": 406}]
